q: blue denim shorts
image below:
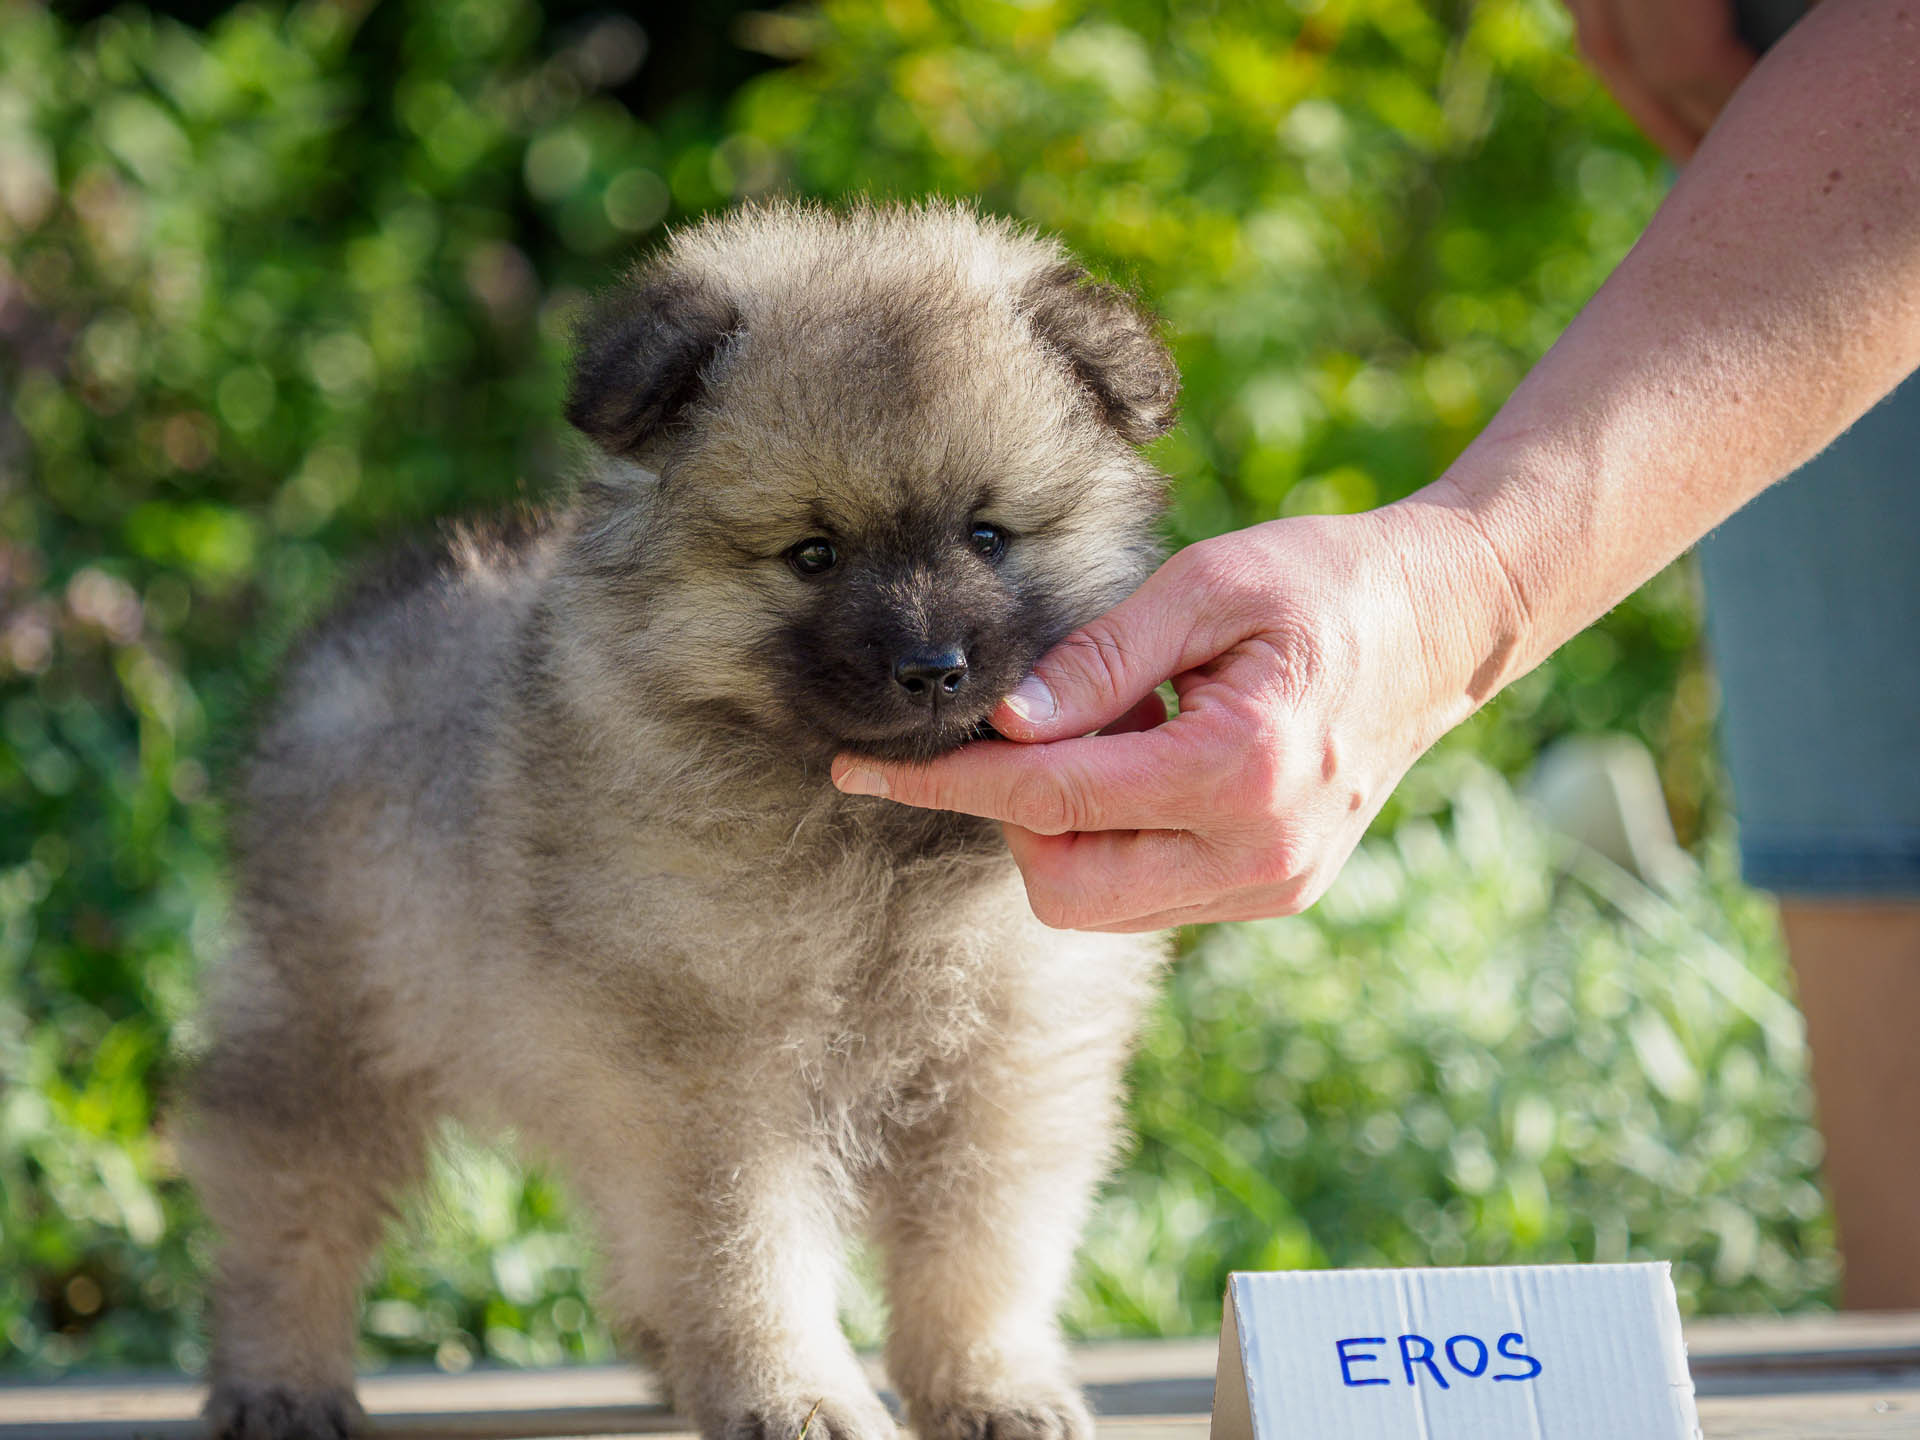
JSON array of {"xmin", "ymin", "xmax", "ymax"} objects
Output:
[{"xmin": 1699, "ymin": 370, "xmax": 1920, "ymax": 898}]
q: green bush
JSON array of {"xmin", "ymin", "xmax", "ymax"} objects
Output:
[
  {"xmin": 0, "ymin": 0, "xmax": 676, "ymax": 1370},
  {"xmin": 725, "ymin": 0, "xmax": 1715, "ymax": 831},
  {"xmin": 1079, "ymin": 758, "xmax": 1830, "ymax": 1334},
  {"xmin": 0, "ymin": 0, "xmax": 1830, "ymax": 1376}
]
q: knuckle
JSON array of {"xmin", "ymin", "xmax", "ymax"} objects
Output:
[
  {"xmin": 1175, "ymin": 537, "xmax": 1262, "ymax": 611},
  {"xmin": 886, "ymin": 764, "xmax": 929, "ymax": 803},
  {"xmin": 1167, "ymin": 537, "xmax": 1227, "ymax": 588},
  {"xmin": 1065, "ymin": 615, "xmax": 1136, "ymax": 704},
  {"xmin": 1024, "ymin": 881, "xmax": 1082, "ymax": 931},
  {"xmin": 1259, "ymin": 612, "xmax": 1346, "ymax": 708},
  {"xmin": 1008, "ymin": 769, "xmax": 1078, "ymax": 836},
  {"xmin": 907, "ymin": 766, "xmax": 959, "ymax": 812},
  {"xmin": 1268, "ymin": 887, "xmax": 1311, "ymax": 918},
  {"xmin": 1215, "ymin": 711, "xmax": 1297, "ymax": 817},
  {"xmin": 1283, "ymin": 865, "xmax": 1335, "ymax": 916},
  {"xmin": 1250, "ymin": 842, "xmax": 1344, "ymax": 914},
  {"xmin": 1245, "ymin": 834, "xmax": 1308, "ymax": 892},
  {"xmin": 1233, "ymin": 745, "xmax": 1289, "ymax": 819}
]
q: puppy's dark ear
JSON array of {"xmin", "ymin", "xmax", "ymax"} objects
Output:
[
  {"xmin": 1020, "ymin": 264, "xmax": 1178, "ymax": 445},
  {"xmin": 565, "ymin": 272, "xmax": 740, "ymax": 455}
]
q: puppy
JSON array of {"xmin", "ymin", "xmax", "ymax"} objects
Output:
[{"xmin": 183, "ymin": 200, "xmax": 1178, "ymax": 1440}]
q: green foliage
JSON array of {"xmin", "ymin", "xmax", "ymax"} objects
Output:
[
  {"xmin": 726, "ymin": 0, "xmax": 1715, "ymax": 831},
  {"xmin": 1074, "ymin": 760, "xmax": 1831, "ymax": 1335},
  {"xmin": 1, "ymin": 0, "xmax": 1831, "ymax": 1377},
  {"xmin": 0, "ymin": 0, "xmax": 698, "ymax": 1370}
]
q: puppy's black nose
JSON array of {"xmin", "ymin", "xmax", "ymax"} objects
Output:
[{"xmin": 893, "ymin": 648, "xmax": 968, "ymax": 703}]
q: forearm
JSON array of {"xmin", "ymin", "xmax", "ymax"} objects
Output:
[{"xmin": 1409, "ymin": 0, "xmax": 1920, "ymax": 696}]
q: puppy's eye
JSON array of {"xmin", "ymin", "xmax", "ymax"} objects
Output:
[
  {"xmin": 787, "ymin": 538, "xmax": 838, "ymax": 576},
  {"xmin": 968, "ymin": 522, "xmax": 1008, "ymax": 563}
]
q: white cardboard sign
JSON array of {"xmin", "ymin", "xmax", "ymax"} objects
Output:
[{"xmin": 1210, "ymin": 1264, "xmax": 1700, "ymax": 1440}]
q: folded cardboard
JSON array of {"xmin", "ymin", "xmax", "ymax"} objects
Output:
[{"xmin": 1211, "ymin": 1263, "xmax": 1699, "ymax": 1440}]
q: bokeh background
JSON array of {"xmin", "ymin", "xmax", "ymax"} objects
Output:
[{"xmin": 1, "ymin": 0, "xmax": 1834, "ymax": 1378}]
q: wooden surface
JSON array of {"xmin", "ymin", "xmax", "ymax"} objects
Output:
[{"xmin": 3, "ymin": 1313, "xmax": 1917, "ymax": 1439}]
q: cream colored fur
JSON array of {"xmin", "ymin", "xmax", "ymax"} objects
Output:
[{"xmin": 182, "ymin": 201, "xmax": 1173, "ymax": 1440}]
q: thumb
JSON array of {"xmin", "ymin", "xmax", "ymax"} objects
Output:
[{"xmin": 994, "ymin": 545, "xmax": 1249, "ymax": 742}]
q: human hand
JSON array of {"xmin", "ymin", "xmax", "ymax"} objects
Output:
[
  {"xmin": 1563, "ymin": 0, "xmax": 1758, "ymax": 160},
  {"xmin": 830, "ymin": 495, "xmax": 1523, "ymax": 931}
]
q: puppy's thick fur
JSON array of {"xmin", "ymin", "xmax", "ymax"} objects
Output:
[{"xmin": 183, "ymin": 201, "xmax": 1178, "ymax": 1440}]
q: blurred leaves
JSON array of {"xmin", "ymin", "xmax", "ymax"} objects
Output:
[
  {"xmin": 1071, "ymin": 759, "xmax": 1831, "ymax": 1336},
  {"xmin": 724, "ymin": 0, "xmax": 1711, "ymax": 831},
  {"xmin": 1, "ymin": 0, "xmax": 1829, "ymax": 1375},
  {"xmin": 1, "ymin": 0, "xmax": 701, "ymax": 1370}
]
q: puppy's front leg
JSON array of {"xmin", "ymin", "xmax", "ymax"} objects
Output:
[
  {"xmin": 874, "ymin": 1028, "xmax": 1135, "ymax": 1440},
  {"xmin": 575, "ymin": 1118, "xmax": 894, "ymax": 1440}
]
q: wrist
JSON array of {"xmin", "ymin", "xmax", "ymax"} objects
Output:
[{"xmin": 1373, "ymin": 473, "xmax": 1539, "ymax": 730}]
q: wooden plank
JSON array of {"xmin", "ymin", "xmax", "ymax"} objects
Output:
[
  {"xmin": 1685, "ymin": 1311, "xmax": 1920, "ymax": 1359},
  {"xmin": 1684, "ymin": 1311, "xmax": 1920, "ymax": 1386},
  {"xmin": 1697, "ymin": 1385, "xmax": 1919, "ymax": 1437},
  {"xmin": 2, "ymin": 1318, "xmax": 1916, "ymax": 1440}
]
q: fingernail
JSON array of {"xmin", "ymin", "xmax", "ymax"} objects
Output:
[
  {"xmin": 1004, "ymin": 674, "xmax": 1056, "ymax": 725},
  {"xmin": 834, "ymin": 766, "xmax": 890, "ymax": 798}
]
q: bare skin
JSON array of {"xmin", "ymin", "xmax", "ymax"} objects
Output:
[
  {"xmin": 1782, "ymin": 901, "xmax": 1920, "ymax": 1308},
  {"xmin": 1563, "ymin": 0, "xmax": 1757, "ymax": 159},
  {"xmin": 833, "ymin": 0, "xmax": 1920, "ymax": 934}
]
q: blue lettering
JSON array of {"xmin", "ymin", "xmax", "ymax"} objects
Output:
[
  {"xmin": 1398, "ymin": 1334, "xmax": 1450, "ymax": 1388},
  {"xmin": 1337, "ymin": 1337, "xmax": 1389, "ymax": 1387},
  {"xmin": 1444, "ymin": 1335, "xmax": 1489, "ymax": 1377},
  {"xmin": 1493, "ymin": 1332, "xmax": 1544, "ymax": 1381}
]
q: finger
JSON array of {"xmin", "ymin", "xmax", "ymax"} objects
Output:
[
  {"xmin": 1609, "ymin": 79, "xmax": 1703, "ymax": 161},
  {"xmin": 1074, "ymin": 864, "xmax": 1340, "ymax": 930},
  {"xmin": 1003, "ymin": 826, "xmax": 1223, "ymax": 929},
  {"xmin": 1080, "ymin": 906, "xmax": 1214, "ymax": 934},
  {"xmin": 1569, "ymin": 0, "xmax": 1705, "ymax": 159},
  {"xmin": 1643, "ymin": 40, "xmax": 1755, "ymax": 144},
  {"xmin": 1097, "ymin": 689, "xmax": 1168, "ymax": 737},
  {"xmin": 1007, "ymin": 820, "xmax": 1330, "ymax": 930},
  {"xmin": 1618, "ymin": 0, "xmax": 1756, "ymax": 143},
  {"xmin": 992, "ymin": 541, "xmax": 1256, "ymax": 744},
  {"xmin": 1081, "ymin": 890, "xmax": 1309, "ymax": 933},
  {"xmin": 832, "ymin": 723, "xmax": 1208, "ymax": 834},
  {"xmin": 1003, "ymin": 822, "xmax": 1310, "ymax": 931}
]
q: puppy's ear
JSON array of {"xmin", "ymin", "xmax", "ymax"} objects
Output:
[
  {"xmin": 566, "ymin": 272, "xmax": 740, "ymax": 455},
  {"xmin": 1020, "ymin": 263, "xmax": 1178, "ymax": 445}
]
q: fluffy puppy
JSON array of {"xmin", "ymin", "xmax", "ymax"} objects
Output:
[{"xmin": 183, "ymin": 200, "xmax": 1178, "ymax": 1440}]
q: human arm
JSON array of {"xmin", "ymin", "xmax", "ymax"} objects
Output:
[{"xmin": 833, "ymin": 0, "xmax": 1920, "ymax": 931}]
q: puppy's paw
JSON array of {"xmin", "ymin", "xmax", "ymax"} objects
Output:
[
  {"xmin": 205, "ymin": 1383, "xmax": 365, "ymax": 1440},
  {"xmin": 715, "ymin": 1391, "xmax": 896, "ymax": 1440},
  {"xmin": 915, "ymin": 1388, "xmax": 1093, "ymax": 1440}
]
